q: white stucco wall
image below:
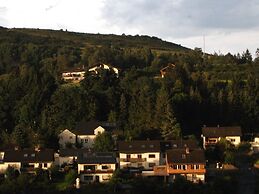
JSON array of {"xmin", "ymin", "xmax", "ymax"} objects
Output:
[
  {"xmin": 78, "ymin": 163, "xmax": 116, "ymax": 173},
  {"xmin": 59, "ymin": 129, "xmax": 76, "ymax": 149},
  {"xmin": 119, "ymin": 152, "xmax": 160, "ymax": 170},
  {"xmin": 77, "ymin": 135, "xmax": 95, "ymax": 148},
  {"xmin": 0, "ymin": 162, "xmax": 21, "ymax": 173}
]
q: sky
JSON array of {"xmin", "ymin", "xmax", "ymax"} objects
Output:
[{"xmin": 0, "ymin": 0, "xmax": 259, "ymax": 57}]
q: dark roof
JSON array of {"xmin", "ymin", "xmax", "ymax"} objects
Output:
[
  {"xmin": 202, "ymin": 126, "xmax": 242, "ymax": 137},
  {"xmin": 3, "ymin": 149, "xmax": 54, "ymax": 163},
  {"xmin": 73, "ymin": 120, "xmax": 115, "ymax": 135},
  {"xmin": 77, "ymin": 152, "xmax": 116, "ymax": 164},
  {"xmin": 59, "ymin": 148, "xmax": 91, "ymax": 157},
  {"xmin": 167, "ymin": 149, "xmax": 205, "ymax": 164},
  {"xmin": 62, "ymin": 68, "xmax": 85, "ymax": 73},
  {"xmin": 160, "ymin": 140, "xmax": 199, "ymax": 152},
  {"xmin": 118, "ymin": 140, "xmax": 161, "ymax": 153}
]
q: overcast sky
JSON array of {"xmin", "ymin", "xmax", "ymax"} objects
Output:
[{"xmin": 0, "ymin": 0, "xmax": 259, "ymax": 56}]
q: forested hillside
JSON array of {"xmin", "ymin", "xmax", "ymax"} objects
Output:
[{"xmin": 0, "ymin": 27, "xmax": 258, "ymax": 149}]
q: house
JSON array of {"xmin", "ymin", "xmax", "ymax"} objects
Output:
[
  {"xmin": 56, "ymin": 149, "xmax": 88, "ymax": 166},
  {"xmin": 88, "ymin": 63, "xmax": 119, "ymax": 77},
  {"xmin": 118, "ymin": 140, "xmax": 161, "ymax": 172},
  {"xmin": 160, "ymin": 64, "xmax": 175, "ymax": 78},
  {"xmin": 62, "ymin": 68, "xmax": 85, "ymax": 83},
  {"xmin": 201, "ymin": 126, "xmax": 242, "ymax": 149},
  {"xmin": 118, "ymin": 139, "xmax": 199, "ymax": 175},
  {"xmin": 165, "ymin": 148, "xmax": 206, "ymax": 183},
  {"xmin": 0, "ymin": 149, "xmax": 54, "ymax": 173},
  {"xmin": 77, "ymin": 152, "xmax": 116, "ymax": 183},
  {"xmin": 58, "ymin": 121, "xmax": 111, "ymax": 149}
]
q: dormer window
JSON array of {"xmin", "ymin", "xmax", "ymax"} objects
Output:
[
  {"xmin": 150, "ymin": 144, "xmax": 154, "ymax": 148},
  {"xmin": 141, "ymin": 145, "xmax": 146, "ymax": 148},
  {"xmin": 182, "ymin": 154, "xmax": 186, "ymax": 159},
  {"xmin": 173, "ymin": 144, "xmax": 177, "ymax": 148},
  {"xmin": 129, "ymin": 145, "xmax": 132, "ymax": 148},
  {"xmin": 31, "ymin": 154, "xmax": 35, "ymax": 157},
  {"xmin": 24, "ymin": 154, "xmax": 28, "ymax": 157}
]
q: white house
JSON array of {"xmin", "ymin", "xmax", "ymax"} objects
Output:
[
  {"xmin": 77, "ymin": 152, "xmax": 116, "ymax": 183},
  {"xmin": 58, "ymin": 129, "xmax": 77, "ymax": 149},
  {"xmin": 118, "ymin": 140, "xmax": 161, "ymax": 171},
  {"xmin": 0, "ymin": 149, "xmax": 54, "ymax": 173},
  {"xmin": 88, "ymin": 63, "xmax": 119, "ymax": 77},
  {"xmin": 62, "ymin": 68, "xmax": 85, "ymax": 83},
  {"xmin": 201, "ymin": 126, "xmax": 242, "ymax": 149},
  {"xmin": 58, "ymin": 121, "xmax": 111, "ymax": 149}
]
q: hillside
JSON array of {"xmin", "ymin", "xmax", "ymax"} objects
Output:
[{"xmin": 0, "ymin": 27, "xmax": 189, "ymax": 52}]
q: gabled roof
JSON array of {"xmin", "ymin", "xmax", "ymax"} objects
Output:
[
  {"xmin": 118, "ymin": 140, "xmax": 161, "ymax": 153},
  {"xmin": 62, "ymin": 67, "xmax": 85, "ymax": 73},
  {"xmin": 202, "ymin": 126, "xmax": 242, "ymax": 138},
  {"xmin": 3, "ymin": 149, "xmax": 54, "ymax": 163},
  {"xmin": 160, "ymin": 140, "xmax": 199, "ymax": 152},
  {"xmin": 77, "ymin": 152, "xmax": 116, "ymax": 164},
  {"xmin": 73, "ymin": 120, "xmax": 102, "ymax": 135},
  {"xmin": 167, "ymin": 149, "xmax": 205, "ymax": 164},
  {"xmin": 118, "ymin": 139, "xmax": 199, "ymax": 153}
]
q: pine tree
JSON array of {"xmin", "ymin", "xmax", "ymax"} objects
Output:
[{"xmin": 161, "ymin": 103, "xmax": 181, "ymax": 140}]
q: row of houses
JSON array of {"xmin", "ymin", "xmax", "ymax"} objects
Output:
[{"xmin": 0, "ymin": 123, "xmax": 246, "ymax": 184}]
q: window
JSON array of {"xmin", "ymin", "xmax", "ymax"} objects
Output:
[
  {"xmin": 85, "ymin": 139, "xmax": 88, "ymax": 143},
  {"xmin": 182, "ymin": 154, "xmax": 186, "ymax": 159},
  {"xmin": 102, "ymin": 165, "xmax": 111, "ymax": 170},
  {"xmin": 149, "ymin": 154, "xmax": 156, "ymax": 158},
  {"xmin": 81, "ymin": 139, "xmax": 84, "ymax": 143},
  {"xmin": 230, "ymin": 139, "xmax": 235, "ymax": 142},
  {"xmin": 24, "ymin": 154, "xmax": 28, "ymax": 157},
  {"xmin": 149, "ymin": 163, "xmax": 156, "ymax": 168},
  {"xmin": 126, "ymin": 154, "xmax": 131, "ymax": 159},
  {"xmin": 137, "ymin": 154, "xmax": 142, "ymax": 159},
  {"xmin": 84, "ymin": 175, "xmax": 93, "ymax": 181},
  {"xmin": 129, "ymin": 145, "xmax": 132, "ymax": 148},
  {"xmin": 172, "ymin": 165, "xmax": 178, "ymax": 169},
  {"xmin": 44, "ymin": 163, "xmax": 47, "ymax": 168},
  {"xmin": 31, "ymin": 154, "xmax": 35, "ymax": 157},
  {"xmin": 183, "ymin": 165, "xmax": 186, "ymax": 170},
  {"xmin": 149, "ymin": 144, "xmax": 154, "ymax": 148},
  {"xmin": 195, "ymin": 165, "xmax": 199, "ymax": 170},
  {"xmin": 191, "ymin": 165, "xmax": 194, "ymax": 169},
  {"xmin": 69, "ymin": 136, "xmax": 73, "ymax": 139},
  {"xmin": 141, "ymin": 145, "xmax": 146, "ymax": 148}
]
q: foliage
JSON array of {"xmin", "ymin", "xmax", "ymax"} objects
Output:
[{"xmin": 93, "ymin": 132, "xmax": 115, "ymax": 152}]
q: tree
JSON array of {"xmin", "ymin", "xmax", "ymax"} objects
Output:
[
  {"xmin": 93, "ymin": 132, "xmax": 115, "ymax": 152},
  {"xmin": 161, "ymin": 103, "xmax": 181, "ymax": 140}
]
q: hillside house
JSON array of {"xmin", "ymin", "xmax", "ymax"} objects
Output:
[
  {"xmin": 62, "ymin": 68, "xmax": 85, "ymax": 83},
  {"xmin": 160, "ymin": 64, "xmax": 175, "ymax": 78},
  {"xmin": 201, "ymin": 126, "xmax": 242, "ymax": 149},
  {"xmin": 77, "ymin": 152, "xmax": 116, "ymax": 183},
  {"xmin": 88, "ymin": 63, "xmax": 119, "ymax": 77},
  {"xmin": 58, "ymin": 121, "xmax": 114, "ymax": 149},
  {"xmin": 165, "ymin": 148, "xmax": 206, "ymax": 183},
  {"xmin": 0, "ymin": 149, "xmax": 54, "ymax": 174}
]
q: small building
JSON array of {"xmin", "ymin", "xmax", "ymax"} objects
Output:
[
  {"xmin": 77, "ymin": 152, "xmax": 116, "ymax": 183},
  {"xmin": 201, "ymin": 126, "xmax": 242, "ymax": 149},
  {"xmin": 160, "ymin": 64, "xmax": 175, "ymax": 78},
  {"xmin": 62, "ymin": 68, "xmax": 85, "ymax": 83},
  {"xmin": 56, "ymin": 149, "xmax": 89, "ymax": 166},
  {"xmin": 165, "ymin": 148, "xmax": 206, "ymax": 183},
  {"xmin": 88, "ymin": 63, "xmax": 119, "ymax": 76},
  {"xmin": 0, "ymin": 149, "xmax": 54, "ymax": 173}
]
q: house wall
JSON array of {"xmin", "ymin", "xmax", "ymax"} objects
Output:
[
  {"xmin": 225, "ymin": 136, "xmax": 240, "ymax": 146},
  {"xmin": 119, "ymin": 152, "xmax": 160, "ymax": 170},
  {"xmin": 32, "ymin": 162, "xmax": 52, "ymax": 169},
  {"xmin": 58, "ymin": 156, "xmax": 76, "ymax": 166},
  {"xmin": 59, "ymin": 129, "xmax": 76, "ymax": 149},
  {"xmin": 79, "ymin": 173, "xmax": 113, "ymax": 183},
  {"xmin": 78, "ymin": 163, "xmax": 115, "ymax": 183},
  {"xmin": 94, "ymin": 126, "xmax": 105, "ymax": 135},
  {"xmin": 78, "ymin": 163, "xmax": 116, "ymax": 174},
  {"xmin": 0, "ymin": 152, "xmax": 4, "ymax": 161},
  {"xmin": 62, "ymin": 71, "xmax": 85, "ymax": 82},
  {"xmin": 0, "ymin": 162, "xmax": 21, "ymax": 173},
  {"xmin": 77, "ymin": 135, "xmax": 96, "ymax": 148}
]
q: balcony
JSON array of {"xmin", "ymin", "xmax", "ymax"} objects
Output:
[
  {"xmin": 154, "ymin": 165, "xmax": 168, "ymax": 176},
  {"xmin": 80, "ymin": 169, "xmax": 114, "ymax": 174},
  {"xmin": 120, "ymin": 158, "xmax": 147, "ymax": 163}
]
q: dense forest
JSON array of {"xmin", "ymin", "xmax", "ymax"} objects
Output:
[{"xmin": 0, "ymin": 27, "xmax": 258, "ymax": 149}]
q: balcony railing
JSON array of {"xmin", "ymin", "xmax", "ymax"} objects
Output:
[
  {"xmin": 120, "ymin": 158, "xmax": 147, "ymax": 163},
  {"xmin": 80, "ymin": 169, "xmax": 114, "ymax": 174}
]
